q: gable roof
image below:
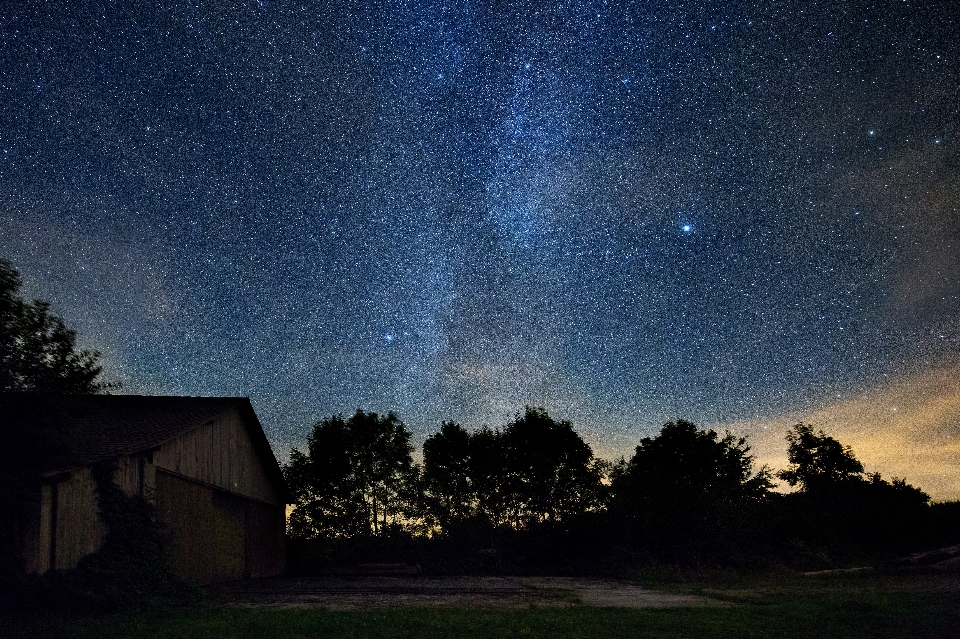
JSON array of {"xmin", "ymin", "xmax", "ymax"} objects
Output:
[{"xmin": 0, "ymin": 393, "xmax": 287, "ymax": 498}]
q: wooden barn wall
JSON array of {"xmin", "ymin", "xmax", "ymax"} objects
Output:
[
  {"xmin": 51, "ymin": 467, "xmax": 104, "ymax": 571},
  {"xmin": 35, "ymin": 484, "xmax": 57, "ymax": 573},
  {"xmin": 153, "ymin": 407, "xmax": 281, "ymax": 506},
  {"xmin": 22, "ymin": 405, "xmax": 284, "ymax": 579},
  {"xmin": 156, "ymin": 469, "xmax": 284, "ymax": 583},
  {"xmin": 245, "ymin": 498, "xmax": 285, "ymax": 578},
  {"xmin": 19, "ymin": 486, "xmax": 44, "ymax": 574},
  {"xmin": 110, "ymin": 454, "xmax": 149, "ymax": 496},
  {"xmin": 26, "ymin": 453, "xmax": 154, "ymax": 574}
]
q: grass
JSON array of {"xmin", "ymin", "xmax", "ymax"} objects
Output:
[{"xmin": 3, "ymin": 570, "xmax": 958, "ymax": 639}]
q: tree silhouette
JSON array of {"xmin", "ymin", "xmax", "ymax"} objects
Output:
[
  {"xmin": 502, "ymin": 407, "xmax": 606, "ymax": 525},
  {"xmin": 285, "ymin": 410, "xmax": 416, "ymax": 539},
  {"xmin": 0, "ymin": 258, "xmax": 108, "ymax": 393},
  {"xmin": 466, "ymin": 426, "xmax": 511, "ymax": 528},
  {"xmin": 421, "ymin": 408, "xmax": 606, "ymax": 534},
  {"xmin": 778, "ymin": 424, "xmax": 864, "ymax": 492},
  {"xmin": 422, "ymin": 421, "xmax": 476, "ymax": 530},
  {"xmin": 774, "ymin": 424, "xmax": 931, "ymax": 559},
  {"xmin": 611, "ymin": 419, "xmax": 772, "ymax": 560}
]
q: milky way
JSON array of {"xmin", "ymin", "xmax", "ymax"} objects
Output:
[{"xmin": 1, "ymin": 2, "xmax": 958, "ymax": 493}]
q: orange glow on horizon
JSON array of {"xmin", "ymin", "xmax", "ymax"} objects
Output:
[{"xmin": 729, "ymin": 364, "xmax": 960, "ymax": 501}]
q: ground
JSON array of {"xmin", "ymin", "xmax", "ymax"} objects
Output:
[
  {"xmin": 3, "ymin": 569, "xmax": 959, "ymax": 638},
  {"xmin": 206, "ymin": 575, "xmax": 727, "ymax": 609}
]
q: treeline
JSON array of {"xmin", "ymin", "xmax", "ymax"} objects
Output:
[{"xmin": 284, "ymin": 407, "xmax": 959, "ymax": 574}]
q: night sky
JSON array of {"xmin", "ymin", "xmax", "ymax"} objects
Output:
[{"xmin": 2, "ymin": 2, "xmax": 958, "ymax": 497}]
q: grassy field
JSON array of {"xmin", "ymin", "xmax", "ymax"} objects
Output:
[{"xmin": 3, "ymin": 570, "xmax": 958, "ymax": 639}]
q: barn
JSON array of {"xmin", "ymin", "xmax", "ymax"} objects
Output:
[{"xmin": 4, "ymin": 394, "xmax": 287, "ymax": 584}]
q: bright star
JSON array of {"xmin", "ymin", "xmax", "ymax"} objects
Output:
[
  {"xmin": 384, "ymin": 334, "xmax": 394, "ymax": 343},
  {"xmin": 682, "ymin": 225, "xmax": 692, "ymax": 233}
]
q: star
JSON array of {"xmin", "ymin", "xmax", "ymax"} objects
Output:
[{"xmin": 0, "ymin": 0, "xmax": 957, "ymax": 499}]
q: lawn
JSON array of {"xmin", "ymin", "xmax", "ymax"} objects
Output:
[{"xmin": 3, "ymin": 570, "xmax": 958, "ymax": 639}]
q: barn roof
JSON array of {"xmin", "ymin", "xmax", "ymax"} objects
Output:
[{"xmin": 1, "ymin": 393, "xmax": 287, "ymax": 497}]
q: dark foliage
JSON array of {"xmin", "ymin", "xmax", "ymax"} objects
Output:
[
  {"xmin": 422, "ymin": 421, "xmax": 475, "ymax": 530},
  {"xmin": 768, "ymin": 425, "xmax": 932, "ymax": 566},
  {"xmin": 778, "ymin": 424, "xmax": 865, "ymax": 492},
  {"xmin": 928, "ymin": 500, "xmax": 960, "ymax": 548},
  {"xmin": 287, "ymin": 510, "xmax": 620, "ymax": 577},
  {"xmin": 40, "ymin": 463, "xmax": 193, "ymax": 611},
  {"xmin": 0, "ymin": 258, "xmax": 109, "ymax": 394},
  {"xmin": 501, "ymin": 407, "xmax": 607, "ymax": 526},
  {"xmin": 285, "ymin": 410, "xmax": 417, "ymax": 539},
  {"xmin": 610, "ymin": 420, "xmax": 774, "ymax": 564},
  {"xmin": 467, "ymin": 426, "xmax": 512, "ymax": 527},
  {"xmin": 421, "ymin": 408, "xmax": 607, "ymax": 536},
  {"xmin": 288, "ymin": 408, "xmax": 610, "ymax": 574},
  {"xmin": 286, "ymin": 413, "xmax": 951, "ymax": 575}
]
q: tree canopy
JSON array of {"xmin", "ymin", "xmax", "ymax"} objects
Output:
[
  {"xmin": 611, "ymin": 420, "xmax": 773, "ymax": 557},
  {"xmin": 420, "ymin": 407, "xmax": 606, "ymax": 534},
  {"xmin": 422, "ymin": 421, "xmax": 478, "ymax": 529},
  {"xmin": 777, "ymin": 424, "xmax": 865, "ymax": 492},
  {"xmin": 285, "ymin": 410, "xmax": 416, "ymax": 539},
  {"xmin": 613, "ymin": 420, "xmax": 772, "ymax": 504},
  {"xmin": 283, "ymin": 410, "xmax": 947, "ymax": 570},
  {"xmin": 501, "ymin": 407, "xmax": 606, "ymax": 525},
  {"xmin": 774, "ymin": 424, "xmax": 931, "ymax": 558},
  {"xmin": 0, "ymin": 258, "xmax": 107, "ymax": 393}
]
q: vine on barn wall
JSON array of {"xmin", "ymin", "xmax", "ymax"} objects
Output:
[
  {"xmin": 90, "ymin": 461, "xmax": 167, "ymax": 571},
  {"xmin": 49, "ymin": 461, "xmax": 194, "ymax": 609}
]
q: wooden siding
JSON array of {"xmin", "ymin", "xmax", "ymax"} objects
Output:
[
  {"xmin": 18, "ymin": 486, "xmax": 43, "ymax": 575},
  {"xmin": 29, "ymin": 453, "xmax": 158, "ymax": 573},
  {"xmin": 156, "ymin": 469, "xmax": 284, "ymax": 583},
  {"xmin": 51, "ymin": 468, "xmax": 104, "ymax": 571},
  {"xmin": 113, "ymin": 456, "xmax": 136, "ymax": 494},
  {"xmin": 153, "ymin": 406, "xmax": 281, "ymax": 505},
  {"xmin": 246, "ymin": 498, "xmax": 285, "ymax": 578},
  {"xmin": 22, "ymin": 403, "xmax": 284, "ymax": 580},
  {"xmin": 36, "ymin": 484, "xmax": 54, "ymax": 573}
]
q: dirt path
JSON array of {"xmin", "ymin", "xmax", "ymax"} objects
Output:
[{"xmin": 207, "ymin": 576, "xmax": 727, "ymax": 609}]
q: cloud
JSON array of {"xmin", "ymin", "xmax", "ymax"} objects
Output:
[{"xmin": 730, "ymin": 364, "xmax": 960, "ymax": 501}]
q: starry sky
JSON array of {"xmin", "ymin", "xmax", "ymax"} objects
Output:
[{"xmin": 2, "ymin": 1, "xmax": 958, "ymax": 497}]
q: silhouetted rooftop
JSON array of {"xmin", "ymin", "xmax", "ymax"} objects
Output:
[{"xmin": 0, "ymin": 394, "xmax": 285, "ymax": 494}]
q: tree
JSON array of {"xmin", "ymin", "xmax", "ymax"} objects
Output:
[
  {"xmin": 777, "ymin": 424, "xmax": 864, "ymax": 492},
  {"xmin": 467, "ymin": 426, "xmax": 511, "ymax": 527},
  {"xmin": 501, "ymin": 407, "xmax": 606, "ymax": 525},
  {"xmin": 422, "ymin": 421, "xmax": 475, "ymax": 530},
  {"xmin": 774, "ymin": 424, "xmax": 931, "ymax": 558},
  {"xmin": 284, "ymin": 410, "xmax": 416, "ymax": 539},
  {"xmin": 611, "ymin": 420, "xmax": 773, "ymax": 559},
  {"xmin": 0, "ymin": 258, "xmax": 108, "ymax": 393},
  {"xmin": 613, "ymin": 420, "xmax": 772, "ymax": 507},
  {"xmin": 421, "ymin": 408, "xmax": 607, "ymax": 534}
]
